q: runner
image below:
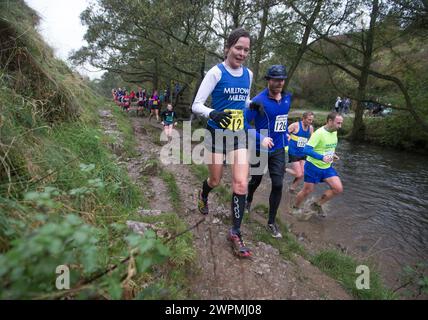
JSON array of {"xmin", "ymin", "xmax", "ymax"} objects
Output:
[
  {"xmin": 286, "ymin": 111, "xmax": 314, "ymax": 192},
  {"xmin": 130, "ymin": 90, "xmax": 136, "ymax": 102},
  {"xmin": 192, "ymin": 28, "xmax": 253, "ymax": 257},
  {"xmin": 149, "ymin": 90, "xmax": 161, "ymax": 122},
  {"xmin": 136, "ymin": 87, "xmax": 145, "ymax": 116},
  {"xmin": 122, "ymin": 91, "xmax": 131, "ymax": 112},
  {"xmin": 245, "ymin": 65, "xmax": 291, "ymax": 238},
  {"xmin": 161, "ymin": 104, "xmax": 177, "ymax": 142},
  {"xmin": 292, "ymin": 112, "xmax": 343, "ymax": 218}
]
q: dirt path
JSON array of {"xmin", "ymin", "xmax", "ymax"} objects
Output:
[{"xmin": 101, "ymin": 110, "xmax": 351, "ymax": 300}]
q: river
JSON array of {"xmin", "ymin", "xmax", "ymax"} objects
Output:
[{"xmin": 253, "ymin": 140, "xmax": 428, "ymax": 290}]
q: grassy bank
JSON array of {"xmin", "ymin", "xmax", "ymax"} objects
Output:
[
  {"xmin": 0, "ymin": 0, "xmax": 189, "ymax": 299},
  {"xmin": 311, "ymin": 250, "xmax": 395, "ymax": 299}
]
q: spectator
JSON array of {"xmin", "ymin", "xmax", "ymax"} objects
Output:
[{"xmin": 334, "ymin": 97, "xmax": 342, "ymax": 113}]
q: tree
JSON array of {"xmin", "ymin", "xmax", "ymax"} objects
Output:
[
  {"xmin": 70, "ymin": 0, "xmax": 216, "ymax": 110},
  {"xmin": 300, "ymin": 0, "xmax": 428, "ymax": 138}
]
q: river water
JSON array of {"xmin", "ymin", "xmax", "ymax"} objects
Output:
[{"xmin": 254, "ymin": 140, "xmax": 428, "ymax": 288}]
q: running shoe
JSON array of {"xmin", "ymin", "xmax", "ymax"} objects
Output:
[
  {"xmin": 198, "ymin": 191, "xmax": 209, "ymax": 215},
  {"xmin": 267, "ymin": 223, "xmax": 282, "ymax": 238},
  {"xmin": 310, "ymin": 202, "xmax": 326, "ymax": 217},
  {"xmin": 227, "ymin": 229, "xmax": 251, "ymax": 258}
]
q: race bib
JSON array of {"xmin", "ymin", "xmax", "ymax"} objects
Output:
[
  {"xmin": 274, "ymin": 115, "xmax": 288, "ymax": 132},
  {"xmin": 224, "ymin": 109, "xmax": 244, "ymax": 131},
  {"xmin": 297, "ymin": 137, "xmax": 308, "ymax": 148},
  {"xmin": 324, "ymin": 150, "xmax": 335, "ymax": 158},
  {"xmin": 153, "ymin": 100, "xmax": 158, "ymax": 106}
]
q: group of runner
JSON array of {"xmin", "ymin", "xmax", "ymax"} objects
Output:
[
  {"xmin": 111, "ymin": 87, "xmax": 177, "ymax": 140},
  {"xmin": 192, "ymin": 28, "xmax": 344, "ymax": 258}
]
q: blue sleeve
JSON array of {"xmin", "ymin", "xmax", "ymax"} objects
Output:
[
  {"xmin": 303, "ymin": 145, "xmax": 323, "ymax": 160},
  {"xmin": 245, "ymin": 108, "xmax": 263, "ymax": 141},
  {"xmin": 245, "ymin": 107, "xmax": 257, "ymax": 125}
]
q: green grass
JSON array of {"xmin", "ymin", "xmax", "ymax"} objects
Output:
[
  {"xmin": 0, "ymin": 0, "xmax": 181, "ymax": 299},
  {"xmin": 0, "ymin": 69, "xmax": 152, "ymax": 299},
  {"xmin": 110, "ymin": 106, "xmax": 139, "ymax": 157},
  {"xmin": 189, "ymin": 164, "xmax": 208, "ymax": 181},
  {"xmin": 159, "ymin": 169, "xmax": 181, "ymax": 212},
  {"xmin": 137, "ymin": 212, "xmax": 196, "ymax": 299},
  {"xmin": 311, "ymin": 249, "xmax": 396, "ymax": 300},
  {"xmin": 213, "ymin": 184, "xmax": 230, "ymax": 204},
  {"xmin": 247, "ymin": 205, "xmax": 307, "ymax": 261}
]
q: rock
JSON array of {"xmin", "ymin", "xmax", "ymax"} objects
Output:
[
  {"xmin": 212, "ymin": 218, "xmax": 221, "ymax": 224},
  {"xmin": 260, "ymin": 263, "xmax": 270, "ymax": 270},
  {"xmin": 126, "ymin": 220, "xmax": 151, "ymax": 235},
  {"xmin": 139, "ymin": 209, "xmax": 162, "ymax": 216},
  {"xmin": 258, "ymin": 242, "xmax": 280, "ymax": 256},
  {"xmin": 127, "ymin": 220, "xmax": 170, "ymax": 239},
  {"xmin": 291, "ymin": 287, "xmax": 298, "ymax": 298},
  {"xmin": 99, "ymin": 110, "xmax": 113, "ymax": 118}
]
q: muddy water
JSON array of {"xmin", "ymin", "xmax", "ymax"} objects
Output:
[{"xmin": 252, "ymin": 140, "xmax": 428, "ymax": 287}]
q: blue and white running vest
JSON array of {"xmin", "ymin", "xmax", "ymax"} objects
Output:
[
  {"xmin": 207, "ymin": 63, "xmax": 250, "ymax": 130},
  {"xmin": 288, "ymin": 121, "xmax": 311, "ymax": 157}
]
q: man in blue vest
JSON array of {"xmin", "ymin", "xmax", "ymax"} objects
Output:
[
  {"xmin": 286, "ymin": 111, "xmax": 314, "ymax": 192},
  {"xmin": 245, "ymin": 65, "xmax": 291, "ymax": 238}
]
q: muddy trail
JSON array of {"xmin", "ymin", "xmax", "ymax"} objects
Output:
[{"xmin": 100, "ymin": 110, "xmax": 351, "ymax": 300}]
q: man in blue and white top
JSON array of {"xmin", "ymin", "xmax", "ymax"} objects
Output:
[{"xmin": 245, "ymin": 65, "xmax": 291, "ymax": 238}]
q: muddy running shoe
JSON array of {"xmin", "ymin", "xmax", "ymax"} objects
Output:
[
  {"xmin": 310, "ymin": 202, "xmax": 326, "ymax": 217},
  {"xmin": 290, "ymin": 205, "xmax": 303, "ymax": 216},
  {"xmin": 267, "ymin": 223, "xmax": 282, "ymax": 238},
  {"xmin": 197, "ymin": 191, "xmax": 209, "ymax": 215},
  {"xmin": 244, "ymin": 201, "xmax": 251, "ymax": 215},
  {"xmin": 227, "ymin": 229, "xmax": 251, "ymax": 258}
]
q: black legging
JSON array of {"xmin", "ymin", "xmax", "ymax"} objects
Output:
[
  {"xmin": 247, "ymin": 173, "xmax": 283, "ymax": 224},
  {"xmin": 247, "ymin": 149, "xmax": 285, "ymax": 224}
]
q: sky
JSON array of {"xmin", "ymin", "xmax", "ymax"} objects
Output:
[{"xmin": 25, "ymin": 0, "xmax": 105, "ymax": 80}]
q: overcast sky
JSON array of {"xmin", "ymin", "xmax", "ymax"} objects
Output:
[{"xmin": 25, "ymin": 0, "xmax": 104, "ymax": 79}]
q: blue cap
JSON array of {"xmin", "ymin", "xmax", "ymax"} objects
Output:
[{"xmin": 265, "ymin": 65, "xmax": 287, "ymax": 80}]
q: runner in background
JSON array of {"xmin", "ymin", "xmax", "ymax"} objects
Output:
[{"xmin": 286, "ymin": 111, "xmax": 314, "ymax": 192}]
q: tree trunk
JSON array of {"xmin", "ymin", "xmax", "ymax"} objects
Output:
[
  {"xmin": 153, "ymin": 57, "xmax": 159, "ymax": 91},
  {"xmin": 191, "ymin": 57, "xmax": 206, "ymax": 103},
  {"xmin": 231, "ymin": 0, "xmax": 243, "ymax": 29},
  {"xmin": 349, "ymin": 0, "xmax": 379, "ymax": 141},
  {"xmin": 251, "ymin": 1, "xmax": 270, "ymax": 95}
]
